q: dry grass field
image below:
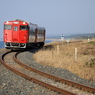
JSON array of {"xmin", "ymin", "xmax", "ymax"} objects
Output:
[{"xmin": 33, "ymin": 39, "xmax": 95, "ymax": 82}]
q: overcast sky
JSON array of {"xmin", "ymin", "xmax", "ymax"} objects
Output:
[{"xmin": 0, "ymin": 0, "xmax": 95, "ymax": 38}]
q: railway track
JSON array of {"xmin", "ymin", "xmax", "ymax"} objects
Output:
[{"xmin": 0, "ymin": 51, "xmax": 95, "ymax": 95}]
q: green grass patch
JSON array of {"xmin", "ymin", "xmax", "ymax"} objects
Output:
[{"xmin": 88, "ymin": 41, "xmax": 95, "ymax": 45}]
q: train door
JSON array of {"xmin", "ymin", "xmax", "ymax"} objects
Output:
[{"xmin": 12, "ymin": 25, "xmax": 19, "ymax": 42}]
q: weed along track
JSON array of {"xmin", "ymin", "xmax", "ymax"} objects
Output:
[{"xmin": 0, "ymin": 51, "xmax": 95, "ymax": 95}]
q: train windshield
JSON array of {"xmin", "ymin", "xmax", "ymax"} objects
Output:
[
  {"xmin": 20, "ymin": 25, "xmax": 29, "ymax": 30},
  {"xmin": 4, "ymin": 25, "xmax": 12, "ymax": 30}
]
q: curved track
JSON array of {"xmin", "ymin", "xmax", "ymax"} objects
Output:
[
  {"xmin": 0, "ymin": 51, "xmax": 77, "ymax": 95},
  {"xmin": 14, "ymin": 52, "xmax": 95, "ymax": 94},
  {"xmin": 0, "ymin": 51, "xmax": 95, "ymax": 94}
]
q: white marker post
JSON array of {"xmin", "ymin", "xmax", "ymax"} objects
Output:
[
  {"xmin": 57, "ymin": 45, "xmax": 59, "ymax": 54},
  {"xmin": 75, "ymin": 48, "xmax": 77, "ymax": 61}
]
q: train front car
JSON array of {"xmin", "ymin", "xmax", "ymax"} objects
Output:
[
  {"xmin": 4, "ymin": 20, "xmax": 29, "ymax": 49},
  {"xmin": 4, "ymin": 19, "xmax": 46, "ymax": 49}
]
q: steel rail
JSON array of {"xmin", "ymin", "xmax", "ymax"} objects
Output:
[
  {"xmin": 14, "ymin": 52, "xmax": 95, "ymax": 94},
  {"xmin": 0, "ymin": 51, "xmax": 77, "ymax": 95}
]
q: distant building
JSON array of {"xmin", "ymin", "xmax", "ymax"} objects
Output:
[{"xmin": 61, "ymin": 34, "xmax": 64, "ymax": 41}]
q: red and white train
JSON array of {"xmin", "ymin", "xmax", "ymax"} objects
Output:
[{"xmin": 4, "ymin": 19, "xmax": 45, "ymax": 49}]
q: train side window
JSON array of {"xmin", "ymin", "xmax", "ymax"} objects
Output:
[
  {"xmin": 14, "ymin": 26, "xmax": 18, "ymax": 31},
  {"xmin": 31, "ymin": 32, "xmax": 35, "ymax": 35},
  {"xmin": 20, "ymin": 25, "xmax": 29, "ymax": 30}
]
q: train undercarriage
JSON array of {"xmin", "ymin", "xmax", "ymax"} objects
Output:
[{"xmin": 4, "ymin": 42, "xmax": 44, "ymax": 49}]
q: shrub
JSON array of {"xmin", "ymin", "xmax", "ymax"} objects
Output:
[{"xmin": 85, "ymin": 58, "xmax": 95, "ymax": 67}]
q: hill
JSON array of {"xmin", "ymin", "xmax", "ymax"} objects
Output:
[{"xmin": 46, "ymin": 33, "xmax": 95, "ymax": 39}]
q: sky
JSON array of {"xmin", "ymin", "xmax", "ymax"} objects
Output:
[{"xmin": 0, "ymin": 0, "xmax": 95, "ymax": 39}]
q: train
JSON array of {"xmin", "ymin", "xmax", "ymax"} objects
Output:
[{"xmin": 4, "ymin": 19, "xmax": 46, "ymax": 49}]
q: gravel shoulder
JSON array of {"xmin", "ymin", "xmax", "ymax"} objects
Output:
[{"xmin": 0, "ymin": 49, "xmax": 95, "ymax": 95}]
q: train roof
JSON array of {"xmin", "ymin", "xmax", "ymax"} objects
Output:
[
  {"xmin": 4, "ymin": 19, "xmax": 38, "ymax": 26},
  {"xmin": 4, "ymin": 20, "xmax": 28, "ymax": 25},
  {"xmin": 4, "ymin": 19, "xmax": 45, "ymax": 30}
]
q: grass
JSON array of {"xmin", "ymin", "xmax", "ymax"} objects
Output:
[
  {"xmin": 88, "ymin": 41, "xmax": 95, "ymax": 45},
  {"xmin": 33, "ymin": 39, "xmax": 95, "ymax": 82}
]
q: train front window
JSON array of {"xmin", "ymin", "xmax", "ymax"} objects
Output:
[
  {"xmin": 4, "ymin": 25, "xmax": 12, "ymax": 30},
  {"xmin": 20, "ymin": 25, "xmax": 29, "ymax": 30},
  {"xmin": 14, "ymin": 26, "xmax": 18, "ymax": 31}
]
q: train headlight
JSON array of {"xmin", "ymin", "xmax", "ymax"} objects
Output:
[
  {"xmin": 23, "ymin": 22, "xmax": 26, "ymax": 24},
  {"xmin": 6, "ymin": 42, "xmax": 10, "ymax": 46},
  {"xmin": 20, "ymin": 43, "xmax": 25, "ymax": 47}
]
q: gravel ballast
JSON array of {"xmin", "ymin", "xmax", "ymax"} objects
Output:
[
  {"xmin": 0, "ymin": 49, "xmax": 60, "ymax": 95},
  {"xmin": 0, "ymin": 49, "xmax": 95, "ymax": 95}
]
